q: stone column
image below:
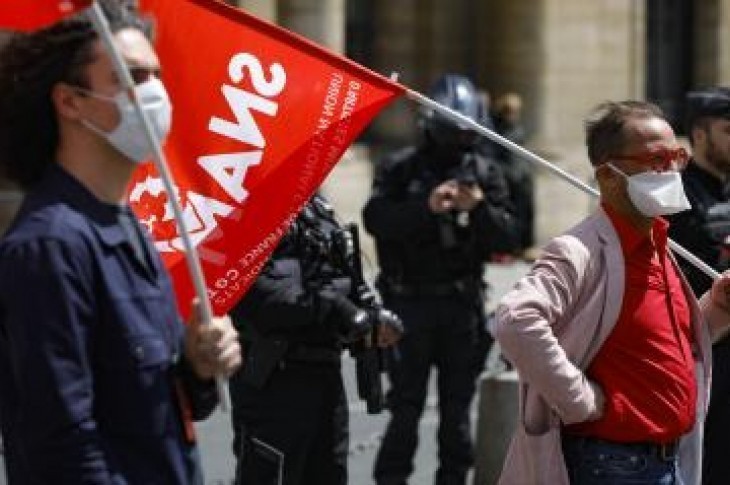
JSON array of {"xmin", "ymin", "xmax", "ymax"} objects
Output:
[
  {"xmin": 366, "ymin": 0, "xmax": 421, "ymax": 146},
  {"xmin": 277, "ymin": 0, "xmax": 345, "ymax": 53},
  {"xmin": 694, "ymin": 0, "xmax": 730, "ymax": 86},
  {"xmin": 476, "ymin": 0, "xmax": 645, "ymax": 242},
  {"xmin": 722, "ymin": 0, "xmax": 730, "ymax": 83},
  {"xmin": 478, "ymin": 0, "xmax": 644, "ymax": 155},
  {"xmin": 227, "ymin": 0, "xmax": 276, "ymax": 22},
  {"xmin": 367, "ymin": 0, "xmax": 475, "ymax": 147}
]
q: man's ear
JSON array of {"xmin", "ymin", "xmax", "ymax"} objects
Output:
[{"xmin": 51, "ymin": 82, "xmax": 84, "ymax": 121}]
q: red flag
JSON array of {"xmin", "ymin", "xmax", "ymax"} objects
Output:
[
  {"xmin": 132, "ymin": 0, "xmax": 404, "ymax": 317},
  {"xmin": 0, "ymin": 0, "xmax": 92, "ymax": 32}
]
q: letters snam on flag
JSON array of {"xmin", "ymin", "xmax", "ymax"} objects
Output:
[
  {"xmin": 133, "ymin": 0, "xmax": 404, "ymax": 317},
  {"xmin": 0, "ymin": 0, "xmax": 92, "ymax": 32}
]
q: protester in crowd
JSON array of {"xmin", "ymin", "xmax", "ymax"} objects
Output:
[
  {"xmin": 491, "ymin": 92, "xmax": 535, "ymax": 254},
  {"xmin": 491, "ymin": 100, "xmax": 730, "ymax": 485},
  {"xmin": 364, "ymin": 73, "xmax": 520, "ymax": 485},
  {"xmin": 228, "ymin": 193, "xmax": 401, "ymax": 485},
  {"xmin": 0, "ymin": 2, "xmax": 241, "ymax": 482},
  {"xmin": 665, "ymin": 87, "xmax": 730, "ymax": 485}
]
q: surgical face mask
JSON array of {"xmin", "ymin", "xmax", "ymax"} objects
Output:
[
  {"xmin": 79, "ymin": 77, "xmax": 172, "ymax": 164},
  {"xmin": 607, "ymin": 163, "xmax": 691, "ymax": 216}
]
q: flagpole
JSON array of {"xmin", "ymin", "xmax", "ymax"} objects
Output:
[
  {"xmin": 405, "ymin": 88, "xmax": 720, "ymax": 281},
  {"xmin": 87, "ymin": 2, "xmax": 230, "ymax": 411}
]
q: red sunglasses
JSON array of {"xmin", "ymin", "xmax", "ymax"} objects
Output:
[{"xmin": 610, "ymin": 147, "xmax": 690, "ymax": 172}]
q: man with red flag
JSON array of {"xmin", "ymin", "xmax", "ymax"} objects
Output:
[{"xmin": 0, "ymin": 1, "xmax": 240, "ymax": 483}]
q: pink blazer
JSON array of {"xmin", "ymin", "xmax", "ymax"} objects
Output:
[{"xmin": 492, "ymin": 208, "xmax": 729, "ymax": 485}]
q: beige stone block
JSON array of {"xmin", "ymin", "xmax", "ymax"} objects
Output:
[
  {"xmin": 231, "ymin": 0, "xmax": 276, "ymax": 21},
  {"xmin": 278, "ymin": 0, "xmax": 345, "ymax": 53}
]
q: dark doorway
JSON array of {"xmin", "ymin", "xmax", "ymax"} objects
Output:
[
  {"xmin": 345, "ymin": 0, "xmax": 374, "ymax": 67},
  {"xmin": 646, "ymin": 0, "xmax": 693, "ymax": 133}
]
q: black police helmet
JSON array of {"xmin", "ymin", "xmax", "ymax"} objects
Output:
[
  {"xmin": 420, "ymin": 74, "xmax": 481, "ymax": 149},
  {"xmin": 686, "ymin": 87, "xmax": 730, "ymax": 129}
]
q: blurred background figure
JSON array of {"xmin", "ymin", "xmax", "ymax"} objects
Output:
[
  {"xmin": 665, "ymin": 86, "xmax": 730, "ymax": 485},
  {"xmin": 668, "ymin": 87, "xmax": 730, "ymax": 295},
  {"xmin": 489, "ymin": 93, "xmax": 535, "ymax": 256},
  {"xmin": 363, "ymin": 73, "xmax": 520, "ymax": 485}
]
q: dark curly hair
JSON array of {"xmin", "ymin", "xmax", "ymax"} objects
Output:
[
  {"xmin": 584, "ymin": 100, "xmax": 664, "ymax": 167},
  {"xmin": 0, "ymin": 0, "xmax": 152, "ymax": 189}
]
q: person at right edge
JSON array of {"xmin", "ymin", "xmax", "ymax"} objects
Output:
[
  {"xmin": 665, "ymin": 87, "xmax": 730, "ymax": 485},
  {"xmin": 364, "ymin": 74, "xmax": 520, "ymax": 485}
]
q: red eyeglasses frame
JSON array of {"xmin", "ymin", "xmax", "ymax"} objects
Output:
[{"xmin": 610, "ymin": 147, "xmax": 690, "ymax": 172}]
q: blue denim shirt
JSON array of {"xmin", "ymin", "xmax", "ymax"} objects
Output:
[{"xmin": 0, "ymin": 165, "xmax": 215, "ymax": 484}]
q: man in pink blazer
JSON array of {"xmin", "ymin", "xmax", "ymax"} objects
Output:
[{"xmin": 492, "ymin": 100, "xmax": 730, "ymax": 485}]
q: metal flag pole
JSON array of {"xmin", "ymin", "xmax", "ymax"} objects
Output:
[
  {"xmin": 405, "ymin": 88, "xmax": 720, "ymax": 281},
  {"xmin": 87, "ymin": 2, "xmax": 230, "ymax": 411}
]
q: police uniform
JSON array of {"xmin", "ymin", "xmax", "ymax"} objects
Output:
[
  {"xmin": 667, "ymin": 161, "xmax": 730, "ymax": 295},
  {"xmin": 665, "ymin": 86, "xmax": 730, "ymax": 485},
  {"xmin": 229, "ymin": 195, "xmax": 371, "ymax": 485},
  {"xmin": 364, "ymin": 138, "xmax": 519, "ymax": 484}
]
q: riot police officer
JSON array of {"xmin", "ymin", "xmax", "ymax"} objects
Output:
[
  {"xmin": 666, "ymin": 87, "xmax": 730, "ymax": 485},
  {"xmin": 668, "ymin": 87, "xmax": 730, "ymax": 295},
  {"xmin": 364, "ymin": 74, "xmax": 520, "ymax": 485},
  {"xmin": 228, "ymin": 194, "xmax": 401, "ymax": 485}
]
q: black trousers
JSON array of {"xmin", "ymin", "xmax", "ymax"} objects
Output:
[
  {"xmin": 229, "ymin": 361, "xmax": 348, "ymax": 485},
  {"xmin": 373, "ymin": 294, "xmax": 483, "ymax": 485},
  {"xmin": 703, "ymin": 335, "xmax": 730, "ymax": 484}
]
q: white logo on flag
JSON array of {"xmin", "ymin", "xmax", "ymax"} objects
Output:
[{"xmin": 128, "ymin": 176, "xmax": 235, "ymax": 255}]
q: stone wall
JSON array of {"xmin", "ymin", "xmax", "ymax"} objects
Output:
[
  {"xmin": 477, "ymin": 0, "xmax": 645, "ymax": 240},
  {"xmin": 694, "ymin": 0, "xmax": 730, "ymax": 86}
]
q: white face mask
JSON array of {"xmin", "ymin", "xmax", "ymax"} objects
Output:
[
  {"xmin": 607, "ymin": 163, "xmax": 691, "ymax": 216},
  {"xmin": 80, "ymin": 77, "xmax": 172, "ymax": 164}
]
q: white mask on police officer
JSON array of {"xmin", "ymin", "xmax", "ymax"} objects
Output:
[
  {"xmin": 79, "ymin": 77, "xmax": 172, "ymax": 164},
  {"xmin": 607, "ymin": 163, "xmax": 691, "ymax": 217}
]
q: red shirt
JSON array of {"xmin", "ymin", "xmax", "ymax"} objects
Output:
[{"xmin": 567, "ymin": 205, "xmax": 696, "ymax": 443}]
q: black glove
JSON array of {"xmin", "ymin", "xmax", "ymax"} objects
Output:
[{"xmin": 330, "ymin": 295, "xmax": 373, "ymax": 344}]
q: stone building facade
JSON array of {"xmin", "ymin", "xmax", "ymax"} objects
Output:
[
  {"xmin": 1, "ymin": 1, "xmax": 728, "ymax": 242},
  {"xmin": 227, "ymin": 0, "xmax": 730, "ymax": 242}
]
